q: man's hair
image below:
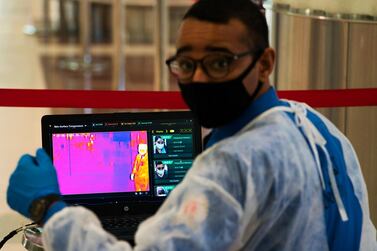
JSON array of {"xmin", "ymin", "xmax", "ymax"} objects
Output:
[{"xmin": 183, "ymin": 0, "xmax": 269, "ymax": 51}]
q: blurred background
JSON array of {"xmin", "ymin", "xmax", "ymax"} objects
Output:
[
  {"xmin": 1, "ymin": 1, "xmax": 193, "ymax": 249},
  {"xmin": 0, "ymin": 0, "xmax": 376, "ymax": 250}
]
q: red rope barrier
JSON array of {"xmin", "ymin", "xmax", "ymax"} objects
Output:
[
  {"xmin": 0, "ymin": 88, "xmax": 376, "ymax": 109},
  {"xmin": 278, "ymin": 88, "xmax": 377, "ymax": 108},
  {"xmin": 0, "ymin": 89, "xmax": 186, "ymax": 109}
]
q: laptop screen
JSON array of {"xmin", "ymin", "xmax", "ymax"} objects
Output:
[{"xmin": 41, "ymin": 111, "xmax": 202, "ymax": 206}]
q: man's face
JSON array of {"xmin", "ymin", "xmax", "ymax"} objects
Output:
[
  {"xmin": 175, "ymin": 18, "xmax": 260, "ymax": 95},
  {"xmin": 156, "ymin": 164, "xmax": 165, "ymax": 177},
  {"xmin": 138, "ymin": 144, "xmax": 148, "ymax": 155},
  {"xmin": 156, "ymin": 164, "xmax": 165, "ymax": 171}
]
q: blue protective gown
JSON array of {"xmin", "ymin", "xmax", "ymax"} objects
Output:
[{"xmin": 42, "ymin": 88, "xmax": 377, "ymax": 251}]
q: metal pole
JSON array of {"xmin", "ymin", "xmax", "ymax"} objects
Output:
[
  {"xmin": 112, "ymin": 0, "xmax": 126, "ymax": 90},
  {"xmin": 154, "ymin": 0, "xmax": 170, "ymax": 91},
  {"xmin": 80, "ymin": 0, "xmax": 93, "ymax": 114},
  {"xmin": 80, "ymin": 0, "xmax": 92, "ymax": 67},
  {"xmin": 43, "ymin": 0, "xmax": 51, "ymax": 42}
]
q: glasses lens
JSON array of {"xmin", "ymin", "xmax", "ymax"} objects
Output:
[
  {"xmin": 203, "ymin": 54, "xmax": 232, "ymax": 79},
  {"xmin": 169, "ymin": 57, "xmax": 195, "ymax": 80}
]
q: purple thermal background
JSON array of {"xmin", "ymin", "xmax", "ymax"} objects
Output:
[{"xmin": 52, "ymin": 131, "xmax": 148, "ymax": 195}]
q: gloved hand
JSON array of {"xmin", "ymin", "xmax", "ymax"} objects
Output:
[{"xmin": 7, "ymin": 148, "xmax": 62, "ymax": 219}]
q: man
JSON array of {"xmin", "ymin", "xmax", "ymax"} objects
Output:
[
  {"xmin": 130, "ymin": 143, "xmax": 149, "ymax": 192},
  {"xmin": 7, "ymin": 0, "xmax": 377, "ymax": 250},
  {"xmin": 154, "ymin": 161, "xmax": 168, "ymax": 179}
]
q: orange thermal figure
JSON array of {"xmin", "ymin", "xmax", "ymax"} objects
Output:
[{"xmin": 130, "ymin": 144, "xmax": 149, "ymax": 191}]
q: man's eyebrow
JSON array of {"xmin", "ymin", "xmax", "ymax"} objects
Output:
[{"xmin": 176, "ymin": 46, "xmax": 192, "ymax": 55}]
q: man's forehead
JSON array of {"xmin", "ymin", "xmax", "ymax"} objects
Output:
[
  {"xmin": 176, "ymin": 18, "xmax": 250, "ymax": 54},
  {"xmin": 176, "ymin": 45, "xmax": 234, "ymax": 55}
]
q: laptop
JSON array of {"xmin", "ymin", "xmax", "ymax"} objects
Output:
[{"xmin": 41, "ymin": 111, "xmax": 202, "ymax": 242}]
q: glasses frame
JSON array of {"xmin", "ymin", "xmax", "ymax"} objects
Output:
[{"xmin": 165, "ymin": 49, "xmax": 255, "ymax": 82}]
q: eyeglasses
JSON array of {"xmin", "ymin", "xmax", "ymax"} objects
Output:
[
  {"xmin": 166, "ymin": 50, "xmax": 254, "ymax": 82},
  {"xmin": 156, "ymin": 140, "xmax": 164, "ymax": 144}
]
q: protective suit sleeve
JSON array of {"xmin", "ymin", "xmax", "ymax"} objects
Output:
[
  {"xmin": 42, "ymin": 206, "xmax": 133, "ymax": 251},
  {"xmin": 41, "ymin": 149, "xmax": 247, "ymax": 251},
  {"xmin": 134, "ymin": 149, "xmax": 247, "ymax": 250}
]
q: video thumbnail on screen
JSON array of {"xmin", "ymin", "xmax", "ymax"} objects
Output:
[{"xmin": 155, "ymin": 185, "xmax": 175, "ymax": 197}]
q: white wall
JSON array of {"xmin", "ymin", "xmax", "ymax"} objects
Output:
[{"xmin": 272, "ymin": 0, "xmax": 377, "ymax": 16}]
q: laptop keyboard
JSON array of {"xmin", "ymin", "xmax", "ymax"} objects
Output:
[{"xmin": 102, "ymin": 214, "xmax": 150, "ymax": 231}]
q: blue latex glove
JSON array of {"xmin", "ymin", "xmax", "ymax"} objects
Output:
[{"xmin": 7, "ymin": 148, "xmax": 65, "ymax": 221}]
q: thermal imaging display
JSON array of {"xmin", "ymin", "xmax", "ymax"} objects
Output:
[
  {"xmin": 42, "ymin": 111, "xmax": 202, "ymax": 202},
  {"xmin": 52, "ymin": 131, "xmax": 148, "ymax": 195}
]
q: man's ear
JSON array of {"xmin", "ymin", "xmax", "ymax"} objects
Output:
[{"xmin": 258, "ymin": 48, "xmax": 275, "ymax": 83}]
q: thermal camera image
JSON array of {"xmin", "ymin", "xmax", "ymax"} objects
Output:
[
  {"xmin": 130, "ymin": 143, "xmax": 149, "ymax": 192},
  {"xmin": 52, "ymin": 131, "xmax": 148, "ymax": 195}
]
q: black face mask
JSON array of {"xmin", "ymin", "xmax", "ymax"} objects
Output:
[{"xmin": 178, "ymin": 53, "xmax": 264, "ymax": 128}]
